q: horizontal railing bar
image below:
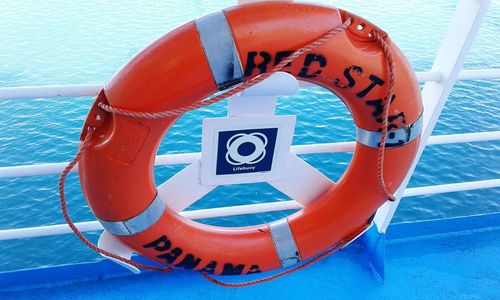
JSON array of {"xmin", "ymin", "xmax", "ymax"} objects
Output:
[
  {"xmin": 0, "ymin": 201, "xmax": 302, "ymax": 240},
  {"xmin": 457, "ymin": 68, "xmax": 500, "ymax": 80},
  {"xmin": 0, "ymin": 178, "xmax": 498, "ymax": 241},
  {"xmin": 0, "ymin": 84, "xmax": 103, "ymax": 100},
  {"xmin": 415, "ymin": 71, "xmax": 443, "ymax": 82},
  {"xmin": 425, "ymin": 131, "xmax": 500, "ymax": 145},
  {"xmin": 1, "ymin": 131, "xmax": 499, "ymax": 179},
  {"xmin": 180, "ymin": 200, "xmax": 301, "ymax": 219},
  {"xmin": 1, "ymin": 69, "xmax": 499, "ymax": 100},
  {"xmin": 0, "ymin": 221, "xmax": 102, "ymax": 241},
  {"xmin": 403, "ymin": 179, "xmax": 500, "ymax": 197}
]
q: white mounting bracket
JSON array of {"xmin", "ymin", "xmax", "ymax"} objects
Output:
[
  {"xmin": 101, "ymin": 72, "xmax": 335, "ymax": 273},
  {"xmin": 157, "ymin": 72, "xmax": 334, "ymax": 211},
  {"xmin": 97, "ymin": 230, "xmax": 140, "ymax": 274}
]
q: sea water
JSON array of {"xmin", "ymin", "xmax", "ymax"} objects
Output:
[{"xmin": 0, "ymin": 0, "xmax": 498, "ymax": 271}]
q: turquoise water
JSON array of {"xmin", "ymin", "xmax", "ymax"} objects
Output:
[{"xmin": 0, "ymin": 0, "xmax": 498, "ymax": 271}]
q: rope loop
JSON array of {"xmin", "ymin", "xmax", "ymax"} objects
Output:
[
  {"xmin": 98, "ymin": 18, "xmax": 353, "ymax": 119},
  {"xmin": 372, "ymin": 30, "xmax": 397, "ymax": 202},
  {"xmin": 58, "ymin": 17, "xmax": 398, "ymax": 287},
  {"xmin": 58, "ymin": 128, "xmax": 173, "ymax": 273},
  {"xmin": 200, "ymin": 223, "xmax": 369, "ymax": 288}
]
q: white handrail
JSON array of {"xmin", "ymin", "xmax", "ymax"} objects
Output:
[
  {"xmin": 0, "ymin": 69, "xmax": 499, "ymax": 100},
  {"xmin": 0, "ymin": 84, "xmax": 103, "ymax": 100},
  {"xmin": 403, "ymin": 179, "xmax": 500, "ymax": 197},
  {"xmin": 0, "ymin": 178, "xmax": 498, "ymax": 241},
  {"xmin": 458, "ymin": 69, "xmax": 500, "ymax": 80},
  {"xmin": 1, "ymin": 131, "xmax": 499, "ymax": 179},
  {"xmin": 373, "ymin": 0, "xmax": 493, "ymax": 233}
]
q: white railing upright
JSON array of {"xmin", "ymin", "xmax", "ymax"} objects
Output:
[{"xmin": 373, "ymin": 0, "xmax": 493, "ymax": 232}]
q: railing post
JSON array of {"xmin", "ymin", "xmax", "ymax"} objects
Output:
[
  {"xmin": 373, "ymin": 0, "xmax": 492, "ymax": 233},
  {"xmin": 361, "ymin": 1, "xmax": 492, "ymax": 280}
]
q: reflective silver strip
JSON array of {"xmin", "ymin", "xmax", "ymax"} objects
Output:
[
  {"xmin": 357, "ymin": 114, "xmax": 423, "ymax": 148},
  {"xmin": 195, "ymin": 11, "xmax": 244, "ymax": 90},
  {"xmin": 268, "ymin": 218, "xmax": 301, "ymax": 268},
  {"xmin": 97, "ymin": 194, "xmax": 166, "ymax": 236}
]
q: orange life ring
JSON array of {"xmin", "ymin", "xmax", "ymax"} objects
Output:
[{"xmin": 79, "ymin": 2, "xmax": 422, "ymax": 275}]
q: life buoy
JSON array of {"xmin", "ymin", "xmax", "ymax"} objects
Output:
[{"xmin": 79, "ymin": 2, "xmax": 422, "ymax": 275}]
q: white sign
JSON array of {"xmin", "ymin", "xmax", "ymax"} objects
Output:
[{"xmin": 201, "ymin": 115, "xmax": 296, "ymax": 185}]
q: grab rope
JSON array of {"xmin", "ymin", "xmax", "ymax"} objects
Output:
[
  {"xmin": 200, "ymin": 30, "xmax": 397, "ymax": 287},
  {"xmin": 97, "ymin": 18, "xmax": 353, "ymax": 119},
  {"xmin": 200, "ymin": 223, "xmax": 369, "ymax": 287},
  {"xmin": 58, "ymin": 128, "xmax": 173, "ymax": 272},
  {"xmin": 373, "ymin": 30, "xmax": 397, "ymax": 202},
  {"xmin": 58, "ymin": 17, "xmax": 397, "ymax": 287}
]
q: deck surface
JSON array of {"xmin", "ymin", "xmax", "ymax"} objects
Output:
[{"xmin": 1, "ymin": 213, "xmax": 499, "ymax": 300}]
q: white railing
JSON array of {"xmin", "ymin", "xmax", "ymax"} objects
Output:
[
  {"xmin": 374, "ymin": 0, "xmax": 494, "ymax": 232},
  {"xmin": 1, "ymin": 69, "xmax": 499, "ymax": 100},
  {"xmin": 1, "ymin": 178, "xmax": 500, "ymax": 241},
  {"xmin": 1, "ymin": 131, "xmax": 499, "ymax": 179},
  {"xmin": 0, "ymin": 0, "xmax": 498, "ymax": 241}
]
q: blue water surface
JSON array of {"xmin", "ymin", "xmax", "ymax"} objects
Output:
[{"xmin": 0, "ymin": 0, "xmax": 499, "ymax": 271}]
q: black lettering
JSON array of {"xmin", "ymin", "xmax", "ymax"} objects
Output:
[
  {"xmin": 365, "ymin": 95, "xmax": 396, "ymax": 120},
  {"xmin": 156, "ymin": 247, "xmax": 183, "ymax": 264},
  {"xmin": 244, "ymin": 51, "xmax": 272, "ymax": 76},
  {"xmin": 365, "ymin": 99, "xmax": 384, "ymax": 119},
  {"xmin": 200, "ymin": 261, "xmax": 217, "ymax": 274},
  {"xmin": 221, "ymin": 263, "xmax": 245, "ymax": 275},
  {"xmin": 247, "ymin": 265, "xmax": 262, "ymax": 274},
  {"xmin": 274, "ymin": 51, "xmax": 294, "ymax": 68},
  {"xmin": 175, "ymin": 254, "xmax": 202, "ymax": 270},
  {"xmin": 356, "ymin": 74, "xmax": 384, "ymax": 98},
  {"xmin": 385, "ymin": 128, "xmax": 406, "ymax": 146},
  {"xmin": 384, "ymin": 113, "xmax": 407, "ymax": 146},
  {"xmin": 334, "ymin": 66, "xmax": 363, "ymax": 89},
  {"xmin": 387, "ymin": 112, "xmax": 407, "ymax": 131},
  {"xmin": 143, "ymin": 235, "xmax": 171, "ymax": 252},
  {"xmin": 386, "ymin": 140, "xmax": 405, "ymax": 147},
  {"xmin": 298, "ymin": 53, "xmax": 327, "ymax": 78}
]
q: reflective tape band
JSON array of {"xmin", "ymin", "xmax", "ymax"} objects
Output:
[
  {"xmin": 356, "ymin": 114, "xmax": 423, "ymax": 148},
  {"xmin": 195, "ymin": 11, "xmax": 244, "ymax": 90},
  {"xmin": 98, "ymin": 194, "xmax": 166, "ymax": 236},
  {"xmin": 268, "ymin": 218, "xmax": 301, "ymax": 268}
]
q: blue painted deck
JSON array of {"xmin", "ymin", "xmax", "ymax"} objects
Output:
[{"xmin": 1, "ymin": 213, "xmax": 499, "ymax": 299}]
